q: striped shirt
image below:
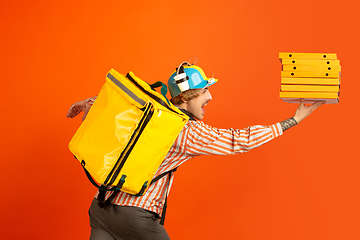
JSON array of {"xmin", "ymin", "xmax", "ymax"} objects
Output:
[{"xmin": 97, "ymin": 118, "xmax": 283, "ymax": 216}]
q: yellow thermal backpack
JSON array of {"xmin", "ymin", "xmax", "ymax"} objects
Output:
[{"xmin": 68, "ymin": 69, "xmax": 189, "ymax": 205}]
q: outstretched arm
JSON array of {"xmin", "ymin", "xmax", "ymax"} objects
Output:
[
  {"xmin": 280, "ymin": 99, "xmax": 325, "ymax": 132},
  {"xmin": 66, "ymin": 97, "xmax": 97, "ymax": 121}
]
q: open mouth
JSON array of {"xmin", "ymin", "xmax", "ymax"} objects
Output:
[{"xmin": 201, "ymin": 101, "xmax": 209, "ymax": 112}]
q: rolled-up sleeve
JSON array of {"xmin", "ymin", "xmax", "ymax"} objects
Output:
[{"xmin": 185, "ymin": 121, "xmax": 283, "ymax": 156}]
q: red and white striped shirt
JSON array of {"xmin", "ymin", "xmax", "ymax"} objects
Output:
[{"xmin": 98, "ymin": 119, "xmax": 283, "ymax": 216}]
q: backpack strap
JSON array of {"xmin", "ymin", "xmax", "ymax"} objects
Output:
[
  {"xmin": 127, "ymin": 73, "xmax": 176, "ymax": 111},
  {"xmin": 88, "ymin": 165, "xmax": 178, "ymax": 216},
  {"xmin": 149, "ymin": 81, "xmax": 170, "ymax": 105},
  {"xmin": 178, "ymin": 108, "xmax": 196, "ymax": 121},
  {"xmin": 158, "ymin": 167, "xmax": 177, "ymax": 225},
  {"xmin": 79, "ymin": 162, "xmax": 123, "ymax": 208},
  {"xmin": 150, "ymin": 167, "xmax": 177, "ymax": 184}
]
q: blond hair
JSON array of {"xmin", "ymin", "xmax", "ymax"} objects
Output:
[{"xmin": 170, "ymin": 89, "xmax": 201, "ymax": 105}]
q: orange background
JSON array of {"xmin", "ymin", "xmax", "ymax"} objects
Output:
[{"xmin": 1, "ymin": 0, "xmax": 359, "ymax": 239}]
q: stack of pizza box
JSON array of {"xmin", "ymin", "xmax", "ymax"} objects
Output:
[{"xmin": 279, "ymin": 52, "xmax": 341, "ymax": 104}]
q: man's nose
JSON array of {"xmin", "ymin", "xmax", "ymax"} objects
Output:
[{"xmin": 206, "ymin": 90, "xmax": 212, "ymax": 100}]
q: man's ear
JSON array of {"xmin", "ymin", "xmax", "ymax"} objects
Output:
[{"xmin": 180, "ymin": 94, "xmax": 187, "ymax": 103}]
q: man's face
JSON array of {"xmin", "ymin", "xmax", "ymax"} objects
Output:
[{"xmin": 186, "ymin": 87, "xmax": 212, "ymax": 120}]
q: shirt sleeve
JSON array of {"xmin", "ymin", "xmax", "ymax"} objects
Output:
[
  {"xmin": 85, "ymin": 96, "xmax": 97, "ymax": 109},
  {"xmin": 185, "ymin": 121, "xmax": 283, "ymax": 156}
]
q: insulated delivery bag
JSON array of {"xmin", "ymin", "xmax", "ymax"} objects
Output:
[{"xmin": 68, "ymin": 69, "xmax": 189, "ymax": 201}]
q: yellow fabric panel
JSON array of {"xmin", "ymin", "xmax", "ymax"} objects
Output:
[{"xmin": 69, "ymin": 69, "xmax": 189, "ymax": 195}]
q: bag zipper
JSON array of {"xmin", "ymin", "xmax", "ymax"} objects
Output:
[{"xmin": 104, "ymin": 103, "xmax": 154, "ymax": 186}]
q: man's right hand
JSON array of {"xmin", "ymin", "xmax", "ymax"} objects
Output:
[{"xmin": 66, "ymin": 99, "xmax": 89, "ymax": 121}]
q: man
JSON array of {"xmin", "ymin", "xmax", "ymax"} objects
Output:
[{"xmin": 67, "ymin": 62, "xmax": 324, "ymax": 240}]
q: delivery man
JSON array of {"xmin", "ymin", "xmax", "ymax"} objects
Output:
[{"xmin": 67, "ymin": 62, "xmax": 324, "ymax": 240}]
